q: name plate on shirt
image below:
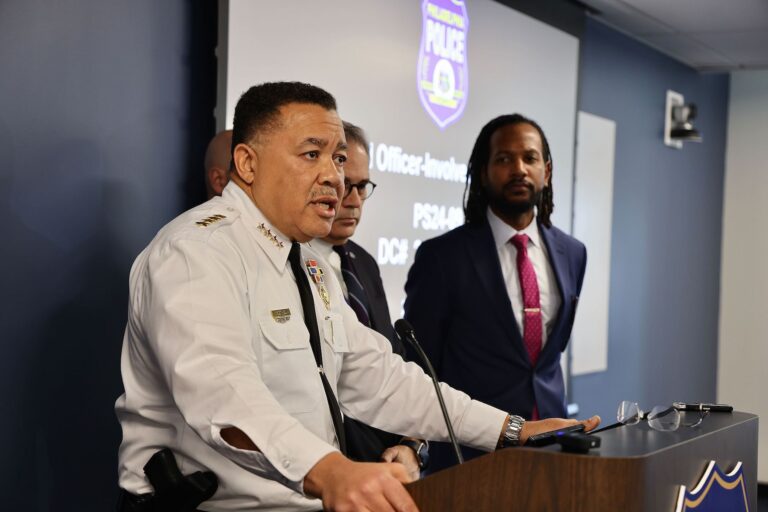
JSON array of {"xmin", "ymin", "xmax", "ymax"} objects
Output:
[{"xmin": 271, "ymin": 309, "xmax": 291, "ymax": 324}]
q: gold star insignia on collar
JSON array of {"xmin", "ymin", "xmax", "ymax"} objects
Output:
[
  {"xmin": 195, "ymin": 214, "xmax": 226, "ymax": 227},
  {"xmin": 257, "ymin": 222, "xmax": 285, "ymax": 248}
]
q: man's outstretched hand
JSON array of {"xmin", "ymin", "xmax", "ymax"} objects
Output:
[{"xmin": 518, "ymin": 415, "xmax": 601, "ymax": 445}]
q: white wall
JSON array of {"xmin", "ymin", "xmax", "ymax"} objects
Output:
[{"xmin": 718, "ymin": 69, "xmax": 768, "ymax": 483}]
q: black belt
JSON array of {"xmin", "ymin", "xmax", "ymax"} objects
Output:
[{"xmin": 117, "ymin": 488, "xmax": 209, "ymax": 512}]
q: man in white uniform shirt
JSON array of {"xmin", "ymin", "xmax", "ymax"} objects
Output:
[
  {"xmin": 201, "ymin": 122, "xmax": 426, "ymax": 477},
  {"xmin": 115, "ymin": 82, "xmax": 598, "ymax": 511}
]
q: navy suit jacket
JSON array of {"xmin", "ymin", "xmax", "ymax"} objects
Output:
[
  {"xmin": 341, "ymin": 240, "xmax": 407, "ymax": 462},
  {"xmin": 404, "ymin": 219, "xmax": 586, "ymax": 468},
  {"xmin": 344, "ymin": 240, "xmax": 402, "ymax": 355}
]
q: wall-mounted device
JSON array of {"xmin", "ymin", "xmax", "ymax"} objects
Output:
[{"xmin": 664, "ymin": 89, "xmax": 702, "ymax": 149}]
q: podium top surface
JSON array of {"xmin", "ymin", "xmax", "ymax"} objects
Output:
[
  {"xmin": 537, "ymin": 410, "xmax": 757, "ymax": 458},
  {"xmin": 407, "ymin": 411, "xmax": 758, "ymax": 512}
]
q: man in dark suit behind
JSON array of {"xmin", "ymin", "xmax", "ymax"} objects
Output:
[
  {"xmin": 315, "ymin": 121, "xmax": 427, "ymax": 479},
  {"xmin": 404, "ymin": 114, "xmax": 587, "ymax": 471}
]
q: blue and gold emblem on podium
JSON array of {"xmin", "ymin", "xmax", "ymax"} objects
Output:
[{"xmin": 675, "ymin": 461, "xmax": 749, "ymax": 511}]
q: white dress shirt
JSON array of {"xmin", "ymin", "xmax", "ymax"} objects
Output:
[
  {"xmin": 115, "ymin": 182, "xmax": 507, "ymax": 511},
  {"xmin": 487, "ymin": 208, "xmax": 562, "ymax": 346}
]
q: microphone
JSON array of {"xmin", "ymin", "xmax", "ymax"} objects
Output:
[{"xmin": 394, "ymin": 319, "xmax": 464, "ymax": 465}]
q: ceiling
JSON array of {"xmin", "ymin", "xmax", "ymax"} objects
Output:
[{"xmin": 577, "ymin": 0, "xmax": 768, "ymax": 72}]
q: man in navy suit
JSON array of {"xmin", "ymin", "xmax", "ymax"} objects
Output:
[{"xmin": 404, "ymin": 114, "xmax": 587, "ymax": 471}]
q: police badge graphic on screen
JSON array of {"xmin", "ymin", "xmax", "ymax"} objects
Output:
[{"xmin": 417, "ymin": 0, "xmax": 469, "ymax": 130}]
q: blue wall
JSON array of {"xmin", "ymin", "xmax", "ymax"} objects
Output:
[
  {"xmin": 0, "ymin": 1, "xmax": 214, "ymax": 509},
  {"xmin": 572, "ymin": 18, "xmax": 729, "ymax": 423}
]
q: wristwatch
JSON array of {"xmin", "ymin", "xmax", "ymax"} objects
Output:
[
  {"xmin": 499, "ymin": 414, "xmax": 525, "ymax": 448},
  {"xmin": 399, "ymin": 438, "xmax": 430, "ymax": 469}
]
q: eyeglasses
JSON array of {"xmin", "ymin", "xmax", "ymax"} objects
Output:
[
  {"xmin": 617, "ymin": 401, "xmax": 708, "ymax": 432},
  {"xmin": 343, "ymin": 179, "xmax": 377, "ymax": 200}
]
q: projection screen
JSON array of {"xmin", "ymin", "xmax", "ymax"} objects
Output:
[{"xmin": 217, "ymin": 0, "xmax": 580, "ymax": 325}]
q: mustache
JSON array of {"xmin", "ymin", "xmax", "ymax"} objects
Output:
[
  {"xmin": 308, "ymin": 186, "xmax": 339, "ymax": 201},
  {"xmin": 502, "ymin": 179, "xmax": 534, "ymax": 192}
]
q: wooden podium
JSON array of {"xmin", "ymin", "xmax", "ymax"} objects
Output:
[{"xmin": 406, "ymin": 411, "xmax": 758, "ymax": 511}]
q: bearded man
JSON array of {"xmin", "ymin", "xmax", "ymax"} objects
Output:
[{"xmin": 404, "ymin": 114, "xmax": 587, "ymax": 472}]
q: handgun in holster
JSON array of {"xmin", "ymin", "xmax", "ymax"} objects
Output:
[{"xmin": 118, "ymin": 448, "xmax": 218, "ymax": 512}]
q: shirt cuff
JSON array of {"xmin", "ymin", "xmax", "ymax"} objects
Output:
[
  {"xmin": 454, "ymin": 400, "xmax": 509, "ymax": 452},
  {"xmin": 211, "ymin": 421, "xmax": 339, "ymax": 495}
]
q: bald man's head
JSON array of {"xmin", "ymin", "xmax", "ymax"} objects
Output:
[{"xmin": 204, "ymin": 129, "xmax": 233, "ymax": 199}]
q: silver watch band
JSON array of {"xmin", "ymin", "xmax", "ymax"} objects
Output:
[{"xmin": 502, "ymin": 414, "xmax": 525, "ymax": 447}]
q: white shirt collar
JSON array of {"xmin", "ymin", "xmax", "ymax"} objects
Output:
[
  {"xmin": 486, "ymin": 207, "xmax": 541, "ymax": 250},
  {"xmin": 222, "ymin": 181, "xmax": 292, "ymax": 272},
  {"xmin": 311, "ymin": 238, "xmax": 336, "ymax": 261}
]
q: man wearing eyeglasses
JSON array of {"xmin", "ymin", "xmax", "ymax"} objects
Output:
[{"xmin": 314, "ymin": 121, "xmax": 427, "ymax": 479}]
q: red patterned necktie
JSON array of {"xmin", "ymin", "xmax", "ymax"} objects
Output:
[{"xmin": 511, "ymin": 234, "xmax": 542, "ymax": 420}]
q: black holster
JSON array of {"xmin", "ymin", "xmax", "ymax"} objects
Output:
[{"xmin": 117, "ymin": 448, "xmax": 218, "ymax": 512}]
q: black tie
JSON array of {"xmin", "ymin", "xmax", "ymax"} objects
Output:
[
  {"xmin": 333, "ymin": 244, "xmax": 372, "ymax": 327},
  {"xmin": 288, "ymin": 242, "xmax": 347, "ymax": 454}
]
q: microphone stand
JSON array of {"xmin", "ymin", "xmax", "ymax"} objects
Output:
[{"xmin": 395, "ymin": 319, "xmax": 464, "ymax": 465}]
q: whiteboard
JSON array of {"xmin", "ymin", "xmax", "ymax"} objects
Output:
[{"xmin": 571, "ymin": 111, "xmax": 615, "ymax": 375}]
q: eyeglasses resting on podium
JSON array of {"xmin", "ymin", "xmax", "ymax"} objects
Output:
[{"xmin": 590, "ymin": 400, "xmax": 731, "ymax": 434}]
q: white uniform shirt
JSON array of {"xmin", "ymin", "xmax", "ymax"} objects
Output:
[
  {"xmin": 116, "ymin": 182, "xmax": 507, "ymax": 511},
  {"xmin": 487, "ymin": 208, "xmax": 562, "ymax": 346}
]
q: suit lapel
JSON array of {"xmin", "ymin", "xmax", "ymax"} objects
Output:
[
  {"xmin": 538, "ymin": 223, "xmax": 569, "ymax": 358},
  {"xmin": 466, "ymin": 222, "xmax": 530, "ymax": 363}
]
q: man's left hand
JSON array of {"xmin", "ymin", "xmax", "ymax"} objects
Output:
[
  {"xmin": 381, "ymin": 445, "xmax": 420, "ymax": 481},
  {"xmin": 519, "ymin": 415, "xmax": 601, "ymax": 445}
]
